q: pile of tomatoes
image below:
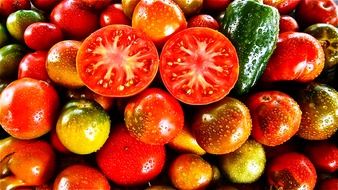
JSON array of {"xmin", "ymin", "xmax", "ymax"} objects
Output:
[{"xmin": 0, "ymin": 0, "xmax": 337, "ymax": 189}]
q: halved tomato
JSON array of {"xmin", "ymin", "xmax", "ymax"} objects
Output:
[
  {"xmin": 160, "ymin": 27, "xmax": 239, "ymax": 105},
  {"xmin": 76, "ymin": 25, "xmax": 159, "ymax": 97}
]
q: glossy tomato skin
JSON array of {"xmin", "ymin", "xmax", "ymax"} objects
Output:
[
  {"xmin": 50, "ymin": 128, "xmax": 70, "ymax": 154},
  {"xmin": 125, "ymin": 88, "xmax": 184, "ymax": 145},
  {"xmin": 261, "ymin": 32, "xmax": 325, "ymax": 82},
  {"xmin": 0, "ymin": 78, "xmax": 60, "ymax": 139},
  {"xmin": 24, "ymin": 22, "xmax": 64, "ymax": 50},
  {"xmin": 173, "ymin": 0, "xmax": 203, "ymax": 15},
  {"xmin": 279, "ymin": 15, "xmax": 299, "ymax": 33},
  {"xmin": 296, "ymin": 0, "xmax": 338, "ymax": 27},
  {"xmin": 263, "ymin": 0, "xmax": 301, "ymax": 14},
  {"xmin": 76, "ymin": 25, "xmax": 159, "ymax": 97},
  {"xmin": 160, "ymin": 27, "xmax": 239, "ymax": 105},
  {"xmin": 50, "ymin": 0, "xmax": 99, "ymax": 40},
  {"xmin": 192, "ymin": 97, "xmax": 252, "ymax": 154},
  {"xmin": 0, "ymin": 0, "xmax": 31, "ymax": 17},
  {"xmin": 121, "ymin": 0, "xmax": 141, "ymax": 18},
  {"xmin": 0, "ymin": 137, "xmax": 56, "ymax": 188},
  {"xmin": 305, "ymin": 142, "xmax": 338, "ymax": 173},
  {"xmin": 246, "ymin": 90, "xmax": 302, "ymax": 146},
  {"xmin": 267, "ymin": 152, "xmax": 317, "ymax": 190},
  {"xmin": 53, "ymin": 165, "xmax": 110, "ymax": 190},
  {"xmin": 79, "ymin": 0, "xmax": 112, "ymax": 10},
  {"xmin": 31, "ymin": 0, "xmax": 60, "ymax": 11},
  {"xmin": 188, "ymin": 14, "xmax": 220, "ymax": 30},
  {"xmin": 132, "ymin": 0, "xmax": 187, "ymax": 47},
  {"xmin": 96, "ymin": 125, "xmax": 166, "ymax": 186},
  {"xmin": 100, "ymin": 4, "xmax": 131, "ymax": 27},
  {"xmin": 18, "ymin": 51, "xmax": 50, "ymax": 82}
]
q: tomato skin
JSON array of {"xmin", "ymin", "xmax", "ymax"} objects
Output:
[
  {"xmin": 24, "ymin": 22, "xmax": 64, "ymax": 50},
  {"xmin": 279, "ymin": 15, "xmax": 299, "ymax": 33},
  {"xmin": 50, "ymin": 129, "xmax": 70, "ymax": 154},
  {"xmin": 319, "ymin": 178, "xmax": 338, "ymax": 190},
  {"xmin": 125, "ymin": 88, "xmax": 184, "ymax": 145},
  {"xmin": 0, "ymin": 78, "xmax": 60, "ymax": 139},
  {"xmin": 173, "ymin": 0, "xmax": 203, "ymax": 16},
  {"xmin": 18, "ymin": 51, "xmax": 50, "ymax": 82},
  {"xmin": 100, "ymin": 4, "xmax": 131, "ymax": 27},
  {"xmin": 79, "ymin": 0, "xmax": 112, "ymax": 10},
  {"xmin": 132, "ymin": 0, "xmax": 187, "ymax": 47},
  {"xmin": 122, "ymin": 0, "xmax": 141, "ymax": 18},
  {"xmin": 96, "ymin": 125, "xmax": 166, "ymax": 186},
  {"xmin": 50, "ymin": 0, "xmax": 99, "ymax": 40},
  {"xmin": 53, "ymin": 165, "xmax": 110, "ymax": 190},
  {"xmin": 188, "ymin": 14, "xmax": 220, "ymax": 30},
  {"xmin": 263, "ymin": 0, "xmax": 301, "ymax": 14},
  {"xmin": 267, "ymin": 152, "xmax": 317, "ymax": 190},
  {"xmin": 31, "ymin": 0, "xmax": 60, "ymax": 11},
  {"xmin": 76, "ymin": 25, "xmax": 159, "ymax": 97},
  {"xmin": 192, "ymin": 97, "xmax": 252, "ymax": 154},
  {"xmin": 0, "ymin": 0, "xmax": 31, "ymax": 17},
  {"xmin": 203, "ymin": 0, "xmax": 231, "ymax": 12},
  {"xmin": 246, "ymin": 91, "xmax": 302, "ymax": 146},
  {"xmin": 305, "ymin": 142, "xmax": 338, "ymax": 173},
  {"xmin": 160, "ymin": 27, "xmax": 239, "ymax": 105},
  {"xmin": 261, "ymin": 32, "xmax": 325, "ymax": 82}
]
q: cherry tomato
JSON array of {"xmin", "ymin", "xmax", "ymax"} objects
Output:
[
  {"xmin": 203, "ymin": 0, "xmax": 231, "ymax": 12},
  {"xmin": 96, "ymin": 125, "xmax": 166, "ymax": 186},
  {"xmin": 279, "ymin": 15, "xmax": 299, "ymax": 33},
  {"xmin": 24, "ymin": 22, "xmax": 64, "ymax": 50},
  {"xmin": 169, "ymin": 154, "xmax": 212, "ymax": 190},
  {"xmin": 263, "ymin": 0, "xmax": 301, "ymax": 14},
  {"xmin": 192, "ymin": 97, "xmax": 252, "ymax": 154},
  {"xmin": 76, "ymin": 25, "xmax": 159, "ymax": 97},
  {"xmin": 188, "ymin": 14, "xmax": 220, "ymax": 30},
  {"xmin": 132, "ymin": 0, "xmax": 187, "ymax": 47},
  {"xmin": 246, "ymin": 90, "xmax": 302, "ymax": 146},
  {"xmin": 50, "ymin": 0, "xmax": 99, "ymax": 40},
  {"xmin": 173, "ymin": 0, "xmax": 203, "ymax": 15},
  {"xmin": 0, "ymin": 0, "xmax": 31, "ymax": 17},
  {"xmin": 261, "ymin": 32, "xmax": 325, "ymax": 82},
  {"xmin": 100, "ymin": 4, "xmax": 131, "ymax": 27},
  {"xmin": 160, "ymin": 27, "xmax": 238, "ymax": 105},
  {"xmin": 18, "ymin": 51, "xmax": 50, "ymax": 82},
  {"xmin": 31, "ymin": 0, "xmax": 60, "ymax": 11},
  {"xmin": 0, "ymin": 78, "xmax": 60, "ymax": 139},
  {"xmin": 124, "ymin": 88, "xmax": 184, "ymax": 145},
  {"xmin": 53, "ymin": 165, "xmax": 110, "ymax": 190},
  {"xmin": 267, "ymin": 152, "xmax": 317, "ymax": 190}
]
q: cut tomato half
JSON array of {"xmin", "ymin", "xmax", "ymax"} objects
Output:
[
  {"xmin": 76, "ymin": 25, "xmax": 159, "ymax": 97},
  {"xmin": 160, "ymin": 27, "xmax": 239, "ymax": 105}
]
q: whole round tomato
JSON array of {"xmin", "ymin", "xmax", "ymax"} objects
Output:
[
  {"xmin": 0, "ymin": 0, "xmax": 31, "ymax": 17},
  {"xmin": 267, "ymin": 152, "xmax": 317, "ymax": 190},
  {"xmin": 279, "ymin": 15, "xmax": 299, "ymax": 33},
  {"xmin": 169, "ymin": 153, "xmax": 212, "ymax": 190},
  {"xmin": 96, "ymin": 125, "xmax": 166, "ymax": 186},
  {"xmin": 53, "ymin": 164, "xmax": 110, "ymax": 190},
  {"xmin": 263, "ymin": 0, "xmax": 301, "ymax": 14},
  {"xmin": 0, "ymin": 78, "xmax": 60, "ymax": 139},
  {"xmin": 50, "ymin": 0, "xmax": 99, "ymax": 39},
  {"xmin": 160, "ymin": 27, "xmax": 239, "ymax": 105},
  {"xmin": 246, "ymin": 90, "xmax": 302, "ymax": 146},
  {"xmin": 18, "ymin": 51, "xmax": 50, "ymax": 82},
  {"xmin": 124, "ymin": 88, "xmax": 184, "ymax": 145},
  {"xmin": 261, "ymin": 32, "xmax": 325, "ymax": 83},
  {"xmin": 100, "ymin": 4, "xmax": 131, "ymax": 27},
  {"xmin": 76, "ymin": 25, "xmax": 159, "ymax": 97},
  {"xmin": 24, "ymin": 22, "xmax": 64, "ymax": 50},
  {"xmin": 132, "ymin": 0, "xmax": 187, "ymax": 47},
  {"xmin": 56, "ymin": 99, "xmax": 110, "ymax": 155},
  {"xmin": 188, "ymin": 14, "xmax": 220, "ymax": 30},
  {"xmin": 192, "ymin": 97, "xmax": 252, "ymax": 154}
]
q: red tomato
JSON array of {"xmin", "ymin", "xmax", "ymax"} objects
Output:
[
  {"xmin": 296, "ymin": 0, "xmax": 338, "ymax": 27},
  {"xmin": 24, "ymin": 22, "xmax": 63, "ymax": 51},
  {"xmin": 0, "ymin": 0, "xmax": 31, "ymax": 17},
  {"xmin": 246, "ymin": 90, "xmax": 302, "ymax": 146},
  {"xmin": 18, "ymin": 51, "xmax": 50, "ymax": 82},
  {"xmin": 263, "ymin": 0, "xmax": 301, "ymax": 14},
  {"xmin": 188, "ymin": 14, "xmax": 220, "ymax": 30},
  {"xmin": 0, "ymin": 78, "xmax": 60, "ymax": 139},
  {"xmin": 319, "ymin": 178, "xmax": 338, "ymax": 190},
  {"xmin": 96, "ymin": 125, "xmax": 166, "ymax": 186},
  {"xmin": 203, "ymin": 0, "xmax": 231, "ymax": 12},
  {"xmin": 79, "ymin": 0, "xmax": 112, "ymax": 10},
  {"xmin": 76, "ymin": 25, "xmax": 159, "ymax": 97},
  {"xmin": 100, "ymin": 3, "xmax": 131, "ymax": 27},
  {"xmin": 124, "ymin": 88, "xmax": 184, "ymax": 145},
  {"xmin": 305, "ymin": 142, "xmax": 338, "ymax": 173},
  {"xmin": 50, "ymin": 0, "xmax": 99, "ymax": 40},
  {"xmin": 132, "ymin": 0, "xmax": 187, "ymax": 47},
  {"xmin": 261, "ymin": 32, "xmax": 325, "ymax": 83},
  {"xmin": 160, "ymin": 27, "xmax": 239, "ymax": 105},
  {"xmin": 279, "ymin": 15, "xmax": 299, "ymax": 33},
  {"xmin": 267, "ymin": 152, "xmax": 317, "ymax": 190},
  {"xmin": 31, "ymin": 0, "xmax": 60, "ymax": 11},
  {"xmin": 53, "ymin": 165, "xmax": 110, "ymax": 190}
]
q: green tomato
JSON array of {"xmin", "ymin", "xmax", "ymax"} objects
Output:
[
  {"xmin": 0, "ymin": 44, "xmax": 26, "ymax": 79},
  {"xmin": 219, "ymin": 139, "xmax": 266, "ymax": 183},
  {"xmin": 0, "ymin": 23, "xmax": 9, "ymax": 47},
  {"xmin": 56, "ymin": 99, "xmax": 111, "ymax": 155},
  {"xmin": 6, "ymin": 10, "xmax": 44, "ymax": 41},
  {"xmin": 173, "ymin": 0, "xmax": 203, "ymax": 15}
]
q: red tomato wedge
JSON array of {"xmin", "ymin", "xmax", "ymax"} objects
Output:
[
  {"xmin": 160, "ymin": 27, "xmax": 239, "ymax": 105},
  {"xmin": 76, "ymin": 25, "xmax": 159, "ymax": 97}
]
